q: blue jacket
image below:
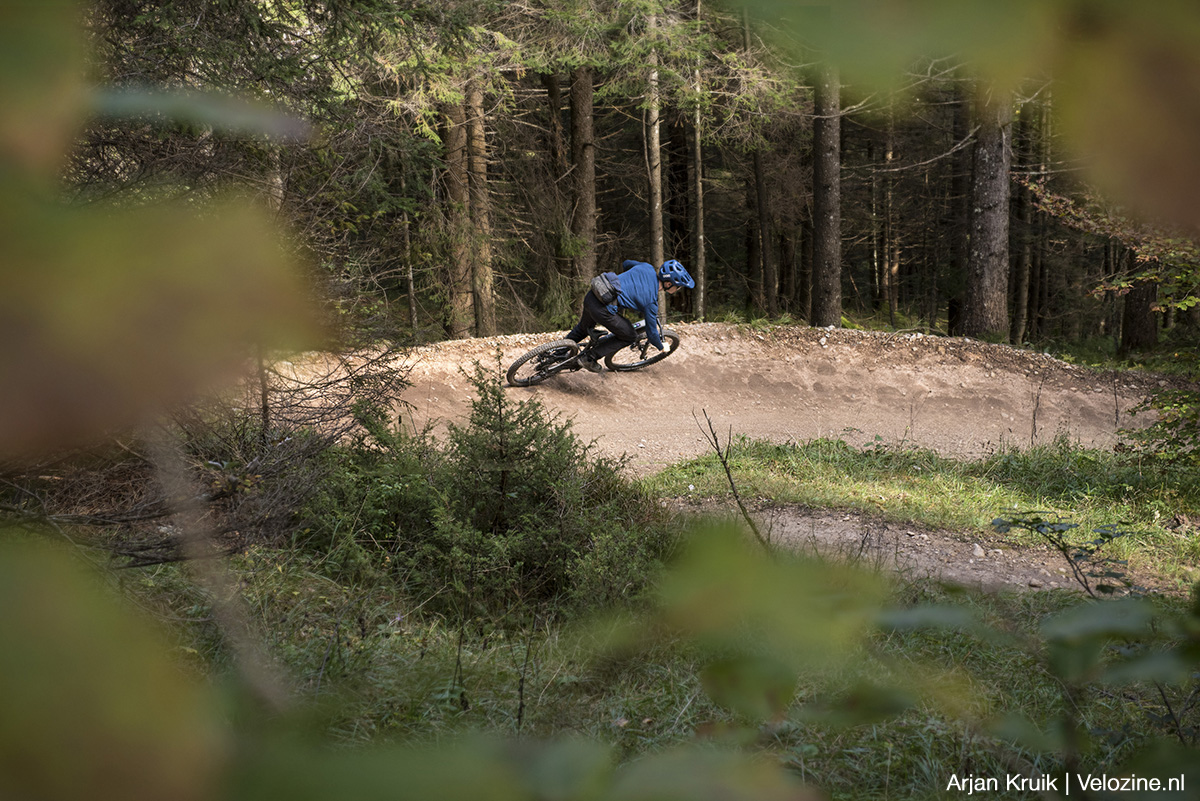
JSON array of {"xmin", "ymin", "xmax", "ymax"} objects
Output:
[{"xmin": 603, "ymin": 260, "xmax": 663, "ymax": 350}]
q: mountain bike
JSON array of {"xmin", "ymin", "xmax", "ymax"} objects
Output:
[{"xmin": 506, "ymin": 320, "xmax": 681, "ymax": 387}]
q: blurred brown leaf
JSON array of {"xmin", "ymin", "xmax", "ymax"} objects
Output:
[
  {"xmin": 0, "ymin": 538, "xmax": 226, "ymax": 801},
  {"xmin": 0, "ymin": 188, "xmax": 321, "ymax": 457},
  {"xmin": 0, "ymin": 0, "xmax": 86, "ymax": 173}
]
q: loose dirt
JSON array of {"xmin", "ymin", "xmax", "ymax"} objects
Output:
[{"xmin": 398, "ymin": 322, "xmax": 1179, "ymax": 593}]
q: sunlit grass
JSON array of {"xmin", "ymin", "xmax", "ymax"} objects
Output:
[{"xmin": 647, "ymin": 436, "xmax": 1200, "ymax": 584}]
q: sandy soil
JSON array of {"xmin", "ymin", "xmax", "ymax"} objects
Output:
[{"xmin": 397, "ymin": 322, "xmax": 1178, "ymax": 593}]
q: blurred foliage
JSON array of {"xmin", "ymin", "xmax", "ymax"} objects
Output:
[
  {"xmin": 5, "ymin": 2, "xmax": 1200, "ymax": 800},
  {"xmin": 0, "ymin": 2, "xmax": 319, "ymax": 458},
  {"xmin": 0, "ymin": 537, "xmax": 225, "ymax": 801},
  {"xmin": 738, "ymin": 0, "xmax": 1200, "ymax": 233}
]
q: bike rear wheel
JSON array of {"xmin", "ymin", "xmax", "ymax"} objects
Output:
[
  {"xmin": 604, "ymin": 328, "xmax": 680, "ymax": 371},
  {"xmin": 506, "ymin": 339, "xmax": 579, "ymax": 386}
]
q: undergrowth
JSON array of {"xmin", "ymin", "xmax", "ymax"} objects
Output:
[
  {"xmin": 294, "ymin": 361, "xmax": 676, "ymax": 619},
  {"xmin": 119, "ymin": 533, "xmax": 1200, "ymax": 801},
  {"xmin": 71, "ymin": 366, "xmax": 1200, "ymax": 800}
]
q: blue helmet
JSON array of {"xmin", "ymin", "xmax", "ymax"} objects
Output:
[{"xmin": 658, "ymin": 259, "xmax": 694, "ymax": 289}]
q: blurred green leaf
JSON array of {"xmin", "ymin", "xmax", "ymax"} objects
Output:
[
  {"xmin": 229, "ymin": 737, "xmax": 528, "ymax": 801},
  {"xmin": 700, "ymin": 653, "xmax": 797, "ymax": 721},
  {"xmin": 1113, "ymin": 739, "xmax": 1200, "ymax": 801},
  {"xmin": 655, "ymin": 526, "xmax": 886, "ymax": 672},
  {"xmin": 1040, "ymin": 598, "xmax": 1156, "ymax": 642},
  {"xmin": 987, "ymin": 711, "xmax": 1065, "ymax": 754},
  {"xmin": 1100, "ymin": 648, "xmax": 1193, "ymax": 687},
  {"xmin": 604, "ymin": 747, "xmax": 817, "ymax": 801},
  {"xmin": 1047, "ymin": 637, "xmax": 1106, "ymax": 684},
  {"xmin": 875, "ymin": 604, "xmax": 982, "ymax": 632},
  {"xmin": 510, "ymin": 738, "xmax": 613, "ymax": 801},
  {"xmin": 91, "ymin": 88, "xmax": 311, "ymax": 140},
  {"xmin": 797, "ymin": 682, "xmax": 916, "ymax": 728}
]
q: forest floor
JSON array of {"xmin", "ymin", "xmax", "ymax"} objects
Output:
[{"xmin": 398, "ymin": 322, "xmax": 1183, "ymax": 594}]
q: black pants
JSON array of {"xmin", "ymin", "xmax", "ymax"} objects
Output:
[{"xmin": 566, "ymin": 291, "xmax": 636, "ymax": 359}]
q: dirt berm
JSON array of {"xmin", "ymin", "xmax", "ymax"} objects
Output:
[{"xmin": 398, "ymin": 322, "xmax": 1179, "ymax": 592}]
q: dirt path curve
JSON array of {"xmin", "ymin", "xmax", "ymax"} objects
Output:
[
  {"xmin": 399, "ymin": 323, "xmax": 1173, "ymax": 593},
  {"xmin": 402, "ymin": 322, "xmax": 1160, "ymax": 472}
]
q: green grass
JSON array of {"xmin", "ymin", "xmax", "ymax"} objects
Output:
[
  {"xmin": 121, "ymin": 540, "xmax": 1199, "ymax": 801},
  {"xmin": 647, "ymin": 435, "xmax": 1200, "ymax": 585}
]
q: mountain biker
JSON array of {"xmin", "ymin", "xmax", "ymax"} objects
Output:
[{"xmin": 566, "ymin": 258, "xmax": 695, "ymax": 372}]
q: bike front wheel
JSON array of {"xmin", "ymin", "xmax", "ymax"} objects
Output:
[
  {"xmin": 603, "ymin": 328, "xmax": 680, "ymax": 372},
  {"xmin": 506, "ymin": 339, "xmax": 579, "ymax": 386}
]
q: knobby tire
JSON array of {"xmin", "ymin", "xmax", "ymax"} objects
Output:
[
  {"xmin": 506, "ymin": 339, "xmax": 579, "ymax": 387},
  {"xmin": 604, "ymin": 328, "xmax": 681, "ymax": 371}
]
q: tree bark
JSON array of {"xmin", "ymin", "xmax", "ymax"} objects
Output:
[
  {"xmin": 745, "ymin": 180, "xmax": 763, "ymax": 310},
  {"xmin": 647, "ymin": 15, "xmax": 664, "ymax": 265},
  {"xmin": 569, "ymin": 66, "xmax": 596, "ymax": 282},
  {"xmin": 962, "ymin": 88, "xmax": 1012, "ymax": 341},
  {"xmin": 947, "ymin": 82, "xmax": 971, "ymax": 336},
  {"xmin": 400, "ymin": 173, "xmax": 417, "ymax": 336},
  {"xmin": 1010, "ymin": 170, "xmax": 1032, "ymax": 344},
  {"xmin": 1120, "ymin": 279, "xmax": 1159, "ymax": 353},
  {"xmin": 799, "ymin": 211, "xmax": 813, "ymax": 321},
  {"xmin": 692, "ymin": 67, "xmax": 707, "ymax": 320},
  {"xmin": 646, "ymin": 14, "xmax": 665, "ymax": 311},
  {"xmin": 442, "ymin": 102, "xmax": 472, "ymax": 339},
  {"xmin": 668, "ymin": 114, "xmax": 689, "ymax": 261},
  {"xmin": 466, "ymin": 80, "xmax": 495, "ymax": 336},
  {"xmin": 811, "ymin": 63, "xmax": 842, "ymax": 328},
  {"xmin": 754, "ymin": 149, "xmax": 777, "ymax": 316},
  {"xmin": 541, "ymin": 72, "xmax": 569, "ymax": 178}
]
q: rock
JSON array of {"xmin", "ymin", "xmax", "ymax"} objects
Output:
[{"xmin": 972, "ymin": 544, "xmax": 985, "ymax": 558}]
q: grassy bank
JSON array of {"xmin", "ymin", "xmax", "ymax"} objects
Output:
[{"xmin": 648, "ymin": 436, "xmax": 1200, "ymax": 587}]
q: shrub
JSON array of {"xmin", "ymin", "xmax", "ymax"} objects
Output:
[{"xmin": 300, "ymin": 363, "xmax": 674, "ymax": 618}]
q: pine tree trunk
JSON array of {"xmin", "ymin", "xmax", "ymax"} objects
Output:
[
  {"xmin": 799, "ymin": 211, "xmax": 813, "ymax": 321},
  {"xmin": 647, "ymin": 14, "xmax": 665, "ymax": 312},
  {"xmin": 948, "ymin": 83, "xmax": 971, "ymax": 336},
  {"xmin": 746, "ymin": 180, "xmax": 763, "ymax": 310},
  {"xmin": 1120, "ymin": 279, "xmax": 1159, "ymax": 353},
  {"xmin": 442, "ymin": 102, "xmax": 472, "ymax": 339},
  {"xmin": 754, "ymin": 149, "xmax": 777, "ymax": 316},
  {"xmin": 780, "ymin": 231, "xmax": 796, "ymax": 309},
  {"xmin": 569, "ymin": 66, "xmax": 596, "ymax": 282},
  {"xmin": 870, "ymin": 139, "xmax": 882, "ymax": 310},
  {"xmin": 689, "ymin": 0, "xmax": 706, "ymax": 319},
  {"xmin": 467, "ymin": 80, "xmax": 495, "ymax": 336},
  {"xmin": 883, "ymin": 110, "xmax": 898, "ymax": 326},
  {"xmin": 1011, "ymin": 182, "xmax": 1032, "ymax": 344},
  {"xmin": 647, "ymin": 15, "xmax": 664, "ymax": 268},
  {"xmin": 744, "ymin": 195, "xmax": 761, "ymax": 312},
  {"xmin": 962, "ymin": 88, "xmax": 1011, "ymax": 341},
  {"xmin": 692, "ymin": 68, "xmax": 707, "ymax": 320},
  {"xmin": 668, "ymin": 114, "xmax": 689, "ymax": 261},
  {"xmin": 541, "ymin": 73, "xmax": 568, "ymax": 177},
  {"xmin": 811, "ymin": 63, "xmax": 842, "ymax": 328},
  {"xmin": 400, "ymin": 173, "xmax": 417, "ymax": 336}
]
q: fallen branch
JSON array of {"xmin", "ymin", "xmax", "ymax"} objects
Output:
[{"xmin": 694, "ymin": 409, "xmax": 770, "ymax": 552}]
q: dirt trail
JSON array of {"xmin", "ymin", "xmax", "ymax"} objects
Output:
[
  {"xmin": 403, "ymin": 322, "xmax": 1160, "ymax": 470},
  {"xmin": 399, "ymin": 322, "xmax": 1175, "ymax": 592}
]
